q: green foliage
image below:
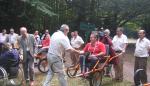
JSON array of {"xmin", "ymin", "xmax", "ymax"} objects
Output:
[{"xmin": 1, "ymin": 0, "xmax": 150, "ymax": 36}]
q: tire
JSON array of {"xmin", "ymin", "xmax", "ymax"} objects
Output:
[
  {"xmin": 66, "ymin": 65, "xmax": 80, "ymax": 78},
  {"xmin": 0, "ymin": 67, "xmax": 8, "ymax": 86},
  {"xmin": 9, "ymin": 66, "xmax": 24, "ymax": 86},
  {"xmin": 134, "ymin": 69, "xmax": 146, "ymax": 86},
  {"xmin": 89, "ymin": 71, "xmax": 103, "ymax": 86},
  {"xmin": 38, "ymin": 58, "xmax": 49, "ymax": 73}
]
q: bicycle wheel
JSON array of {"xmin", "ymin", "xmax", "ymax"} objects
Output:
[
  {"xmin": 0, "ymin": 67, "xmax": 8, "ymax": 86},
  {"xmin": 89, "ymin": 71, "xmax": 103, "ymax": 86},
  {"xmin": 38, "ymin": 58, "xmax": 49, "ymax": 73},
  {"xmin": 9, "ymin": 66, "xmax": 24, "ymax": 86},
  {"xmin": 66, "ymin": 64, "xmax": 80, "ymax": 78}
]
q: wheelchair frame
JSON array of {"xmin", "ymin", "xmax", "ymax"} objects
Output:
[{"xmin": 66, "ymin": 53, "xmax": 123, "ymax": 86}]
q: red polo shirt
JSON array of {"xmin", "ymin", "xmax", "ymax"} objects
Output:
[{"xmin": 83, "ymin": 41, "xmax": 106, "ymax": 55}]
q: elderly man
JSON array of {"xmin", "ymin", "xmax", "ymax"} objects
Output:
[
  {"xmin": 71, "ymin": 31, "xmax": 84, "ymax": 65},
  {"xmin": 134, "ymin": 29, "xmax": 150, "ymax": 86},
  {"xmin": 18, "ymin": 27, "xmax": 35, "ymax": 86},
  {"xmin": 43, "ymin": 24, "xmax": 79, "ymax": 86},
  {"xmin": 103, "ymin": 29, "xmax": 113, "ymax": 77},
  {"xmin": 112, "ymin": 27, "xmax": 128, "ymax": 82}
]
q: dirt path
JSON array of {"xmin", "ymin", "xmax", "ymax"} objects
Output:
[{"xmin": 123, "ymin": 55, "xmax": 150, "ymax": 82}]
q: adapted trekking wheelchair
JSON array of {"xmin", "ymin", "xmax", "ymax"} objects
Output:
[{"xmin": 66, "ymin": 51, "xmax": 122, "ymax": 86}]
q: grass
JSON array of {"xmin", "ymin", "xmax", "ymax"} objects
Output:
[{"xmin": 34, "ymin": 73, "xmax": 132, "ymax": 86}]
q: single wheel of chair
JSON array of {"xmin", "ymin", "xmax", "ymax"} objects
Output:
[
  {"xmin": 66, "ymin": 64, "xmax": 80, "ymax": 78},
  {"xmin": 38, "ymin": 58, "xmax": 49, "ymax": 73}
]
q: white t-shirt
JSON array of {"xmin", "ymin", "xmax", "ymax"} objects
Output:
[
  {"xmin": 0, "ymin": 33, "xmax": 7, "ymax": 43},
  {"xmin": 71, "ymin": 35, "xmax": 84, "ymax": 48},
  {"xmin": 48, "ymin": 31, "xmax": 72, "ymax": 59},
  {"xmin": 8, "ymin": 33, "xmax": 18, "ymax": 44},
  {"xmin": 112, "ymin": 34, "xmax": 128, "ymax": 51},
  {"xmin": 134, "ymin": 37, "xmax": 150, "ymax": 57}
]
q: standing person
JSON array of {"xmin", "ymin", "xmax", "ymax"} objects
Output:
[
  {"xmin": 112, "ymin": 27, "xmax": 128, "ymax": 82},
  {"xmin": 0, "ymin": 29, "xmax": 8, "ymax": 44},
  {"xmin": 134, "ymin": 29, "xmax": 150, "ymax": 86},
  {"xmin": 34, "ymin": 30, "xmax": 41, "ymax": 54},
  {"xmin": 7, "ymin": 28, "xmax": 19, "ymax": 48},
  {"xmin": 41, "ymin": 29, "xmax": 50, "ymax": 40},
  {"xmin": 70, "ymin": 31, "xmax": 75, "ymax": 40},
  {"xmin": 43, "ymin": 24, "xmax": 80, "ymax": 86},
  {"xmin": 18, "ymin": 27, "xmax": 35, "ymax": 86},
  {"xmin": 101, "ymin": 29, "xmax": 113, "ymax": 77},
  {"xmin": 34, "ymin": 30, "xmax": 40, "ymax": 39},
  {"xmin": 70, "ymin": 31, "xmax": 84, "ymax": 65}
]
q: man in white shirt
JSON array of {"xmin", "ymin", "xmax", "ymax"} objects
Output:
[
  {"xmin": 71, "ymin": 31, "xmax": 84, "ymax": 48},
  {"xmin": 112, "ymin": 27, "xmax": 128, "ymax": 82},
  {"xmin": 134, "ymin": 30, "xmax": 150, "ymax": 86},
  {"xmin": 43, "ymin": 24, "xmax": 80, "ymax": 86},
  {"xmin": 7, "ymin": 28, "xmax": 19, "ymax": 48},
  {"xmin": 71, "ymin": 31, "xmax": 84, "ymax": 65},
  {"xmin": 0, "ymin": 29, "xmax": 7, "ymax": 44}
]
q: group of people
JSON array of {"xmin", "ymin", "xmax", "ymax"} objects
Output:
[
  {"xmin": 0, "ymin": 28, "xmax": 51, "ymax": 86},
  {"xmin": 0, "ymin": 24, "xmax": 149, "ymax": 86},
  {"xmin": 43, "ymin": 25, "xmax": 150, "ymax": 86}
]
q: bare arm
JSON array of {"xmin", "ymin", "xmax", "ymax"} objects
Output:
[{"xmin": 122, "ymin": 43, "xmax": 128, "ymax": 53}]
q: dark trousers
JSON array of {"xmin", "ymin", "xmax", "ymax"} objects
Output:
[
  {"xmin": 134, "ymin": 57, "xmax": 147, "ymax": 85},
  {"xmin": 23, "ymin": 51, "xmax": 34, "ymax": 82},
  {"xmin": 79, "ymin": 55, "xmax": 100, "ymax": 73}
]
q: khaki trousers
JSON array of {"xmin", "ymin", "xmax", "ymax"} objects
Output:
[
  {"xmin": 43, "ymin": 53, "xmax": 67, "ymax": 86},
  {"xmin": 113, "ymin": 53, "xmax": 124, "ymax": 81}
]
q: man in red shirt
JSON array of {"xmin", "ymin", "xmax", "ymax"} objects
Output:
[{"xmin": 79, "ymin": 33, "xmax": 106, "ymax": 73}]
